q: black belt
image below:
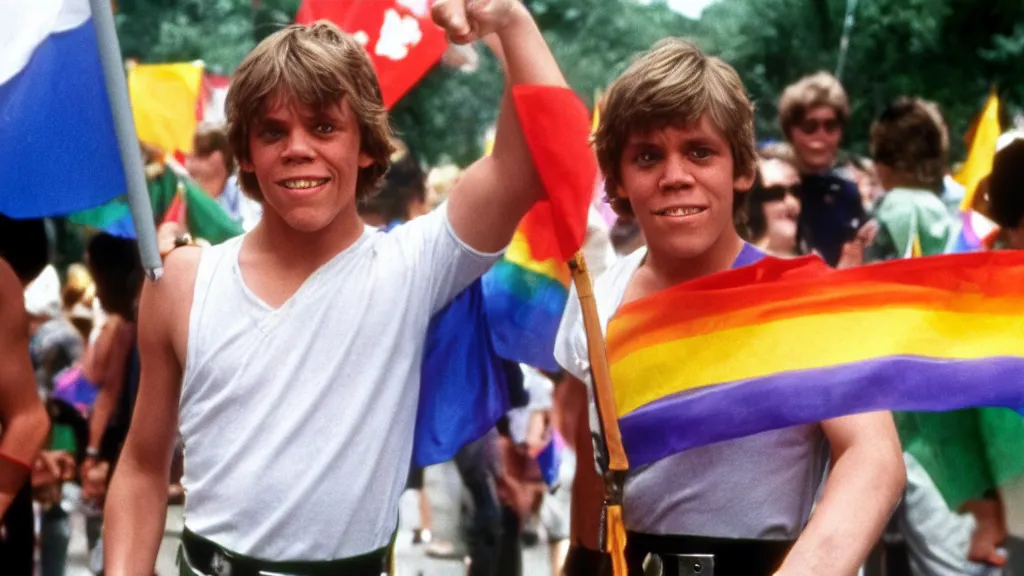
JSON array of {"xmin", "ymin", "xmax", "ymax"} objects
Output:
[
  {"xmin": 181, "ymin": 528, "xmax": 388, "ymax": 576},
  {"xmin": 564, "ymin": 532, "xmax": 795, "ymax": 576}
]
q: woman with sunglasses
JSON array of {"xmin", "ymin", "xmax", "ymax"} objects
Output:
[
  {"xmin": 777, "ymin": 72, "xmax": 870, "ymax": 267},
  {"xmin": 743, "ymin": 156, "xmax": 803, "ymax": 258}
]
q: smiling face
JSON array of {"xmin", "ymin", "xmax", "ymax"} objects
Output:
[
  {"xmin": 758, "ymin": 158, "xmax": 801, "ymax": 248},
  {"xmin": 789, "ymin": 105, "xmax": 842, "ymax": 174},
  {"xmin": 239, "ymin": 93, "xmax": 373, "ymax": 233},
  {"xmin": 618, "ymin": 114, "xmax": 754, "ymax": 262}
]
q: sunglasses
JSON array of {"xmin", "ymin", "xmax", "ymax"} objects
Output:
[
  {"xmin": 759, "ymin": 184, "xmax": 801, "ymax": 202},
  {"xmin": 797, "ymin": 118, "xmax": 842, "ymax": 135}
]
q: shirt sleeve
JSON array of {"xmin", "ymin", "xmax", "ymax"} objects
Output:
[
  {"xmin": 582, "ymin": 208, "xmax": 618, "ymax": 280},
  {"xmin": 388, "ymin": 202, "xmax": 505, "ymax": 315}
]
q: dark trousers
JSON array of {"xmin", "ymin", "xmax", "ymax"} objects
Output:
[
  {"xmin": 497, "ymin": 504, "xmax": 522, "ymax": 576},
  {"xmin": 0, "ymin": 482, "xmax": 34, "ymax": 576},
  {"xmin": 455, "ymin": 430, "xmax": 508, "ymax": 576}
]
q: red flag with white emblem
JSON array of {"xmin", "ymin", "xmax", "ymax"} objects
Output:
[{"xmin": 295, "ymin": 0, "xmax": 448, "ymax": 109}]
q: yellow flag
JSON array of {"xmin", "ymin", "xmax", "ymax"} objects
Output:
[
  {"xmin": 956, "ymin": 92, "xmax": 1001, "ymax": 211},
  {"xmin": 128, "ymin": 62, "xmax": 204, "ymax": 154},
  {"xmin": 591, "ymin": 90, "xmax": 602, "ymax": 135}
]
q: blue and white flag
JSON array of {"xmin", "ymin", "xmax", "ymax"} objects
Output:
[{"xmin": 0, "ymin": 0, "xmax": 125, "ymax": 218}]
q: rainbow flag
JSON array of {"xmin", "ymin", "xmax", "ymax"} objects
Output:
[
  {"xmin": 948, "ymin": 209, "xmax": 1000, "ymax": 254},
  {"xmin": 480, "ymin": 86, "xmax": 596, "ymax": 372},
  {"xmin": 483, "ymin": 213, "xmax": 572, "ymax": 372},
  {"xmin": 413, "ymin": 86, "xmax": 594, "ymax": 467},
  {"xmin": 606, "ymin": 251, "xmax": 1024, "ymax": 467}
]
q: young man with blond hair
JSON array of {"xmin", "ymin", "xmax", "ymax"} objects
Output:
[
  {"xmin": 103, "ymin": 2, "xmax": 574, "ymax": 574},
  {"xmin": 555, "ymin": 39, "xmax": 905, "ymax": 575}
]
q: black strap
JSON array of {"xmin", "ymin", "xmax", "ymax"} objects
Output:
[
  {"xmin": 627, "ymin": 532, "xmax": 794, "ymax": 576},
  {"xmin": 181, "ymin": 528, "xmax": 387, "ymax": 576},
  {"xmin": 564, "ymin": 533, "xmax": 795, "ymax": 576}
]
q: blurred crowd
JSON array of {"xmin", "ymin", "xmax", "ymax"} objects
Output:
[{"xmin": 2, "ymin": 58, "xmax": 1024, "ymax": 576}]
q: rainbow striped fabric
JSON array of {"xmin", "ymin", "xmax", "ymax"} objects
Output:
[
  {"xmin": 483, "ymin": 213, "xmax": 572, "ymax": 372},
  {"xmin": 606, "ymin": 251, "xmax": 1024, "ymax": 467}
]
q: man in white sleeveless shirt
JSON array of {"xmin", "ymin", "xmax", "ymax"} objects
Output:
[
  {"xmin": 555, "ymin": 40, "xmax": 907, "ymax": 576},
  {"xmin": 102, "ymin": 2, "xmax": 573, "ymax": 574}
]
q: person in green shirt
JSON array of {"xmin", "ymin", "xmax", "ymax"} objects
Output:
[{"xmin": 870, "ymin": 97, "xmax": 1024, "ymax": 573}]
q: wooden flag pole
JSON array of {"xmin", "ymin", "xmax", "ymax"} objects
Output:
[{"xmin": 568, "ymin": 252, "xmax": 629, "ymax": 576}]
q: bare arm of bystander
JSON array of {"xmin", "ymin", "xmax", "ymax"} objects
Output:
[{"xmin": 0, "ymin": 259, "xmax": 50, "ymax": 518}]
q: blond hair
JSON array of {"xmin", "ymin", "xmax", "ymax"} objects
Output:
[
  {"xmin": 594, "ymin": 38, "xmax": 756, "ymax": 215},
  {"xmin": 226, "ymin": 21, "xmax": 395, "ymax": 201},
  {"xmin": 778, "ymin": 71, "xmax": 850, "ymax": 138}
]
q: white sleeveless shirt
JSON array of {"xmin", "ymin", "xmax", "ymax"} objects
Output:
[
  {"xmin": 555, "ymin": 248, "xmax": 828, "ymax": 539},
  {"xmin": 179, "ymin": 206, "xmax": 500, "ymax": 560}
]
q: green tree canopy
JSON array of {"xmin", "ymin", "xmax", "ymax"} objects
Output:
[{"xmin": 113, "ymin": 0, "xmax": 1022, "ymax": 165}]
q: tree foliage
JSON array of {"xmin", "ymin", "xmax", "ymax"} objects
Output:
[
  {"xmin": 113, "ymin": 0, "xmax": 1023, "ymax": 165},
  {"xmin": 698, "ymin": 0, "xmax": 1024, "ymax": 158},
  {"xmin": 392, "ymin": 0, "xmax": 697, "ymax": 166}
]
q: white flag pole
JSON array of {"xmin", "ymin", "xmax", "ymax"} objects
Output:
[{"xmin": 87, "ymin": 0, "xmax": 163, "ymax": 280}]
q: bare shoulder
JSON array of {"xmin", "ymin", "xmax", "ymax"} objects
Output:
[{"xmin": 140, "ymin": 246, "xmax": 203, "ymax": 363}]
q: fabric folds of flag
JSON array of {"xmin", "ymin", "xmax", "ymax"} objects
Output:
[
  {"xmin": 414, "ymin": 280, "xmax": 524, "ymax": 467},
  {"xmin": 481, "ymin": 86, "xmax": 596, "ymax": 371},
  {"xmin": 957, "ymin": 92, "xmax": 1001, "ymax": 211},
  {"xmin": 295, "ymin": 0, "xmax": 448, "ymax": 109},
  {"xmin": 948, "ymin": 209, "xmax": 1000, "ymax": 254},
  {"xmin": 127, "ymin": 61, "xmax": 204, "ymax": 155},
  {"xmin": 483, "ymin": 227, "xmax": 571, "ymax": 372},
  {"xmin": 413, "ymin": 86, "xmax": 595, "ymax": 467},
  {"xmin": 511, "ymin": 85, "xmax": 596, "ymax": 261},
  {"xmin": 69, "ymin": 163, "xmax": 242, "ymax": 243},
  {"xmin": 606, "ymin": 252, "xmax": 1024, "ymax": 468},
  {"xmin": 0, "ymin": 0, "xmax": 125, "ymax": 218}
]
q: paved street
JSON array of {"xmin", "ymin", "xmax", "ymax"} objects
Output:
[{"xmin": 65, "ymin": 461, "xmax": 552, "ymax": 576}]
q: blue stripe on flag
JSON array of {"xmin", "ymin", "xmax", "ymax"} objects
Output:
[{"xmin": 0, "ymin": 18, "xmax": 125, "ymax": 217}]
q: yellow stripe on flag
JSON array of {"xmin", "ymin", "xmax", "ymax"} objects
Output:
[
  {"xmin": 128, "ymin": 61, "xmax": 204, "ymax": 154},
  {"xmin": 610, "ymin": 308, "xmax": 1024, "ymax": 418}
]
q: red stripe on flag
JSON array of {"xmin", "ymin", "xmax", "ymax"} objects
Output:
[{"xmin": 512, "ymin": 86, "xmax": 596, "ymax": 261}]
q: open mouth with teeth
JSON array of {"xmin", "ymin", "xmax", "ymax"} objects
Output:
[
  {"xmin": 654, "ymin": 206, "xmax": 707, "ymax": 217},
  {"xmin": 280, "ymin": 178, "xmax": 331, "ymax": 190}
]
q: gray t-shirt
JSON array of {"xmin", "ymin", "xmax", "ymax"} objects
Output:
[{"xmin": 554, "ymin": 247, "xmax": 828, "ymax": 539}]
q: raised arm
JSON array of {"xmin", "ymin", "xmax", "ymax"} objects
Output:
[
  {"xmin": 0, "ymin": 259, "xmax": 50, "ymax": 518},
  {"xmin": 433, "ymin": 0, "xmax": 571, "ymax": 253},
  {"xmin": 103, "ymin": 248, "xmax": 198, "ymax": 575}
]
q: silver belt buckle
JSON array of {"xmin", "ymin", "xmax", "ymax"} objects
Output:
[
  {"xmin": 210, "ymin": 550, "xmax": 232, "ymax": 576},
  {"xmin": 644, "ymin": 552, "xmax": 714, "ymax": 576}
]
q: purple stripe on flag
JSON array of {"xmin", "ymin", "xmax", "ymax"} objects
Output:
[{"xmin": 618, "ymin": 356, "xmax": 1024, "ymax": 468}]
